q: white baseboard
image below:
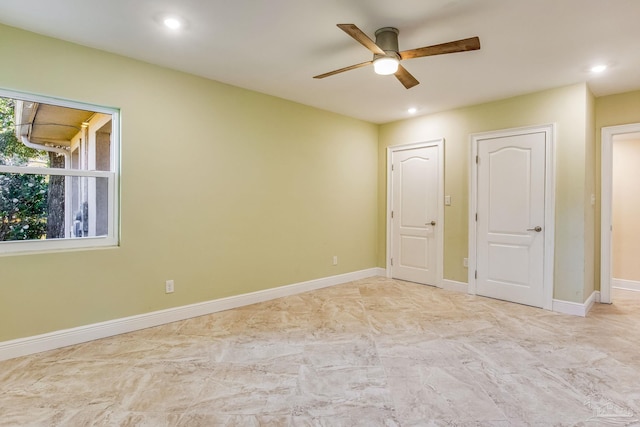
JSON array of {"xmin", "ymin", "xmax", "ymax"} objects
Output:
[
  {"xmin": 372, "ymin": 267, "xmax": 386, "ymax": 277},
  {"xmin": 584, "ymin": 290, "xmax": 600, "ymax": 314},
  {"xmin": 440, "ymin": 279, "xmax": 468, "ymax": 293},
  {"xmin": 612, "ymin": 278, "xmax": 640, "ymax": 292},
  {"xmin": 552, "ymin": 291, "xmax": 600, "ymax": 317},
  {"xmin": 0, "ymin": 268, "xmax": 383, "ymax": 361}
]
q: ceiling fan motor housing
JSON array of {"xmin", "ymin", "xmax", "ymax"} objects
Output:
[{"xmin": 374, "ymin": 27, "xmax": 400, "ymax": 60}]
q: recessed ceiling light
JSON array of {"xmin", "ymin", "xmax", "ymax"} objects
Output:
[
  {"xmin": 591, "ymin": 64, "xmax": 607, "ymax": 73},
  {"xmin": 408, "ymin": 107, "xmax": 417, "ymax": 114},
  {"xmin": 163, "ymin": 16, "xmax": 183, "ymax": 30}
]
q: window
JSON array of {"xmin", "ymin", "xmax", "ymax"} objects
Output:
[{"xmin": 0, "ymin": 89, "xmax": 119, "ymax": 254}]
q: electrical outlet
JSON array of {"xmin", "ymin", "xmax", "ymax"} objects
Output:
[
  {"xmin": 333, "ymin": 256, "xmax": 338, "ymax": 266},
  {"xmin": 463, "ymin": 258, "xmax": 468, "ymax": 268},
  {"xmin": 165, "ymin": 279, "xmax": 174, "ymax": 294},
  {"xmin": 445, "ymin": 195, "xmax": 452, "ymax": 206}
]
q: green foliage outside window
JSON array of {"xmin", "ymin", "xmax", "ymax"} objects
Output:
[{"xmin": 0, "ymin": 97, "xmax": 49, "ymax": 241}]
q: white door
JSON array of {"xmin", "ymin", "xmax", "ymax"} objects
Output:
[
  {"xmin": 476, "ymin": 131, "xmax": 546, "ymax": 307},
  {"xmin": 390, "ymin": 144, "xmax": 441, "ymax": 285}
]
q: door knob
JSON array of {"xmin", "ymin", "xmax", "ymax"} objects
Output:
[
  {"xmin": 426, "ymin": 221, "xmax": 436, "ymax": 226},
  {"xmin": 527, "ymin": 226, "xmax": 542, "ymax": 232}
]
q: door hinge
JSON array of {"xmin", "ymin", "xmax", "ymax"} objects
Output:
[
  {"xmin": 476, "ymin": 155, "xmax": 479, "ymax": 164},
  {"xmin": 475, "ymin": 213, "xmax": 478, "ymax": 221},
  {"xmin": 475, "ymin": 270, "xmax": 477, "ymax": 279},
  {"xmin": 391, "ymin": 164, "xmax": 394, "ymax": 171},
  {"xmin": 390, "ymin": 258, "xmax": 393, "ymax": 266},
  {"xmin": 391, "ymin": 210, "xmax": 394, "ymax": 219}
]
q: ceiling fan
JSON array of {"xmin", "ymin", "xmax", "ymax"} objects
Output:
[{"xmin": 314, "ymin": 24, "xmax": 480, "ymax": 89}]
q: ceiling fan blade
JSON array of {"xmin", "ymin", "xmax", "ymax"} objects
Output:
[
  {"xmin": 313, "ymin": 61, "xmax": 373, "ymax": 79},
  {"xmin": 395, "ymin": 65, "xmax": 419, "ymax": 89},
  {"xmin": 399, "ymin": 36, "xmax": 480, "ymax": 60},
  {"xmin": 337, "ymin": 24, "xmax": 385, "ymax": 55}
]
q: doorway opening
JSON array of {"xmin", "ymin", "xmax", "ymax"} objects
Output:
[{"xmin": 600, "ymin": 124, "xmax": 640, "ymax": 304}]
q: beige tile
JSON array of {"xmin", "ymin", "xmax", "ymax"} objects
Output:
[
  {"xmin": 190, "ymin": 363, "xmax": 298, "ymax": 416},
  {"xmin": 292, "ymin": 365, "xmax": 394, "ymax": 418},
  {"xmin": 467, "ymin": 365, "xmax": 599, "ymax": 425},
  {"xmin": 168, "ymin": 413, "xmax": 290, "ymax": 427},
  {"xmin": 2, "ymin": 277, "xmax": 640, "ymax": 425},
  {"xmin": 386, "ymin": 365, "xmax": 506, "ymax": 423}
]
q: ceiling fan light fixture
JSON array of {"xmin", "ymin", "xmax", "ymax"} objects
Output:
[{"xmin": 373, "ymin": 57, "xmax": 399, "ymax": 75}]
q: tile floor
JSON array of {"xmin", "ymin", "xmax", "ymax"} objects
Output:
[{"xmin": 1, "ymin": 277, "xmax": 639, "ymax": 426}]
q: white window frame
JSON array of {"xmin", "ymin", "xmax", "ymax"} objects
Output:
[{"xmin": 0, "ymin": 88, "xmax": 120, "ymax": 255}]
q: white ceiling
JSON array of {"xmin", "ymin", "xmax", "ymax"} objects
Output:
[{"xmin": 1, "ymin": 0, "xmax": 639, "ymax": 124}]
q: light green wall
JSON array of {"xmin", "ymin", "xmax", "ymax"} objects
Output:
[
  {"xmin": 0, "ymin": 24, "xmax": 379, "ymax": 341},
  {"xmin": 594, "ymin": 89, "xmax": 640, "ymax": 291},
  {"xmin": 378, "ymin": 84, "xmax": 592, "ymax": 302}
]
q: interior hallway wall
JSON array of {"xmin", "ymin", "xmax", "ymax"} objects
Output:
[{"xmin": 594, "ymin": 89, "xmax": 640, "ymax": 291}]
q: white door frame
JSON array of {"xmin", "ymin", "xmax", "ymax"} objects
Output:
[
  {"xmin": 600, "ymin": 123, "xmax": 640, "ymax": 304},
  {"xmin": 387, "ymin": 139, "xmax": 444, "ymax": 286},
  {"xmin": 468, "ymin": 124, "xmax": 556, "ymax": 310}
]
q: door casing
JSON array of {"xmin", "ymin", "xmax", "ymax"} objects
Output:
[
  {"xmin": 600, "ymin": 123, "xmax": 640, "ymax": 304},
  {"xmin": 387, "ymin": 139, "xmax": 444, "ymax": 286},
  {"xmin": 468, "ymin": 124, "xmax": 556, "ymax": 310}
]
